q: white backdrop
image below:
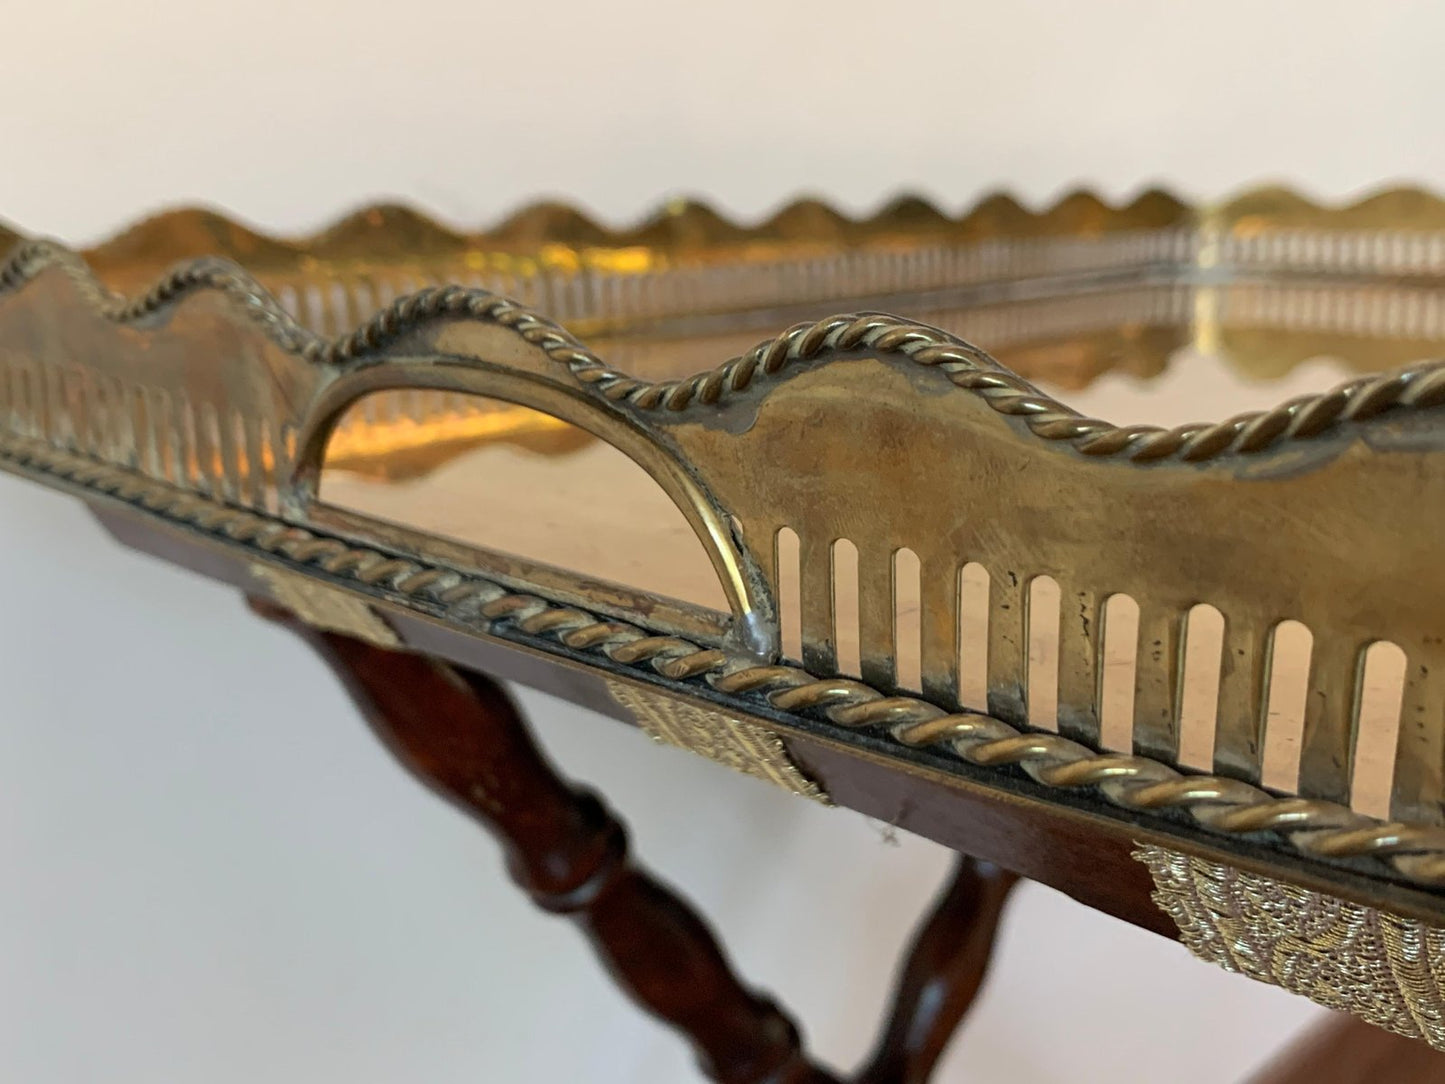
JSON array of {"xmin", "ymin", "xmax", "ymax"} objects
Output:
[{"xmin": 5, "ymin": 1, "xmax": 1439, "ymax": 1079}]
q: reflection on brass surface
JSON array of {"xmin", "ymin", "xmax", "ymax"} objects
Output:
[
  {"xmin": 1217, "ymin": 184, "xmax": 1445, "ymax": 231},
  {"xmin": 20, "ymin": 185, "xmax": 1445, "ymax": 475},
  {"xmin": 4, "ymin": 430, "xmax": 1443, "ymax": 910},
  {"xmin": 323, "ymin": 433, "xmax": 730, "ymax": 613},
  {"xmin": 10, "ymin": 184, "xmax": 1445, "ymax": 907},
  {"xmin": 324, "ymin": 401, "xmax": 593, "ymax": 481},
  {"xmin": 249, "ymin": 563, "xmax": 399, "ymax": 647},
  {"xmin": 1137, "ymin": 845, "xmax": 1445, "ymax": 1050},
  {"xmin": 607, "ymin": 680, "xmax": 829, "ymax": 804},
  {"xmin": 71, "ymin": 188, "xmax": 1193, "ymax": 285}
]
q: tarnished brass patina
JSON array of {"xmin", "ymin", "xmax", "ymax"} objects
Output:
[{"xmin": 6, "ymin": 185, "xmax": 1445, "ymax": 940}]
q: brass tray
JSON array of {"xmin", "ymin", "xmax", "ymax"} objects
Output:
[{"xmin": 6, "ymin": 185, "xmax": 1445, "ymax": 943}]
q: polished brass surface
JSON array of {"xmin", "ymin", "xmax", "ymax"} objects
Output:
[
  {"xmin": 7, "ymin": 186, "xmax": 1445, "ymax": 912},
  {"xmin": 1138, "ymin": 844, "xmax": 1445, "ymax": 1050},
  {"xmin": 10, "ymin": 429, "xmax": 1445, "ymax": 919}
]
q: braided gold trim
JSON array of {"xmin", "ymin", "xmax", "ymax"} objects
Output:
[
  {"xmin": 606, "ymin": 680, "xmax": 829, "ymax": 803},
  {"xmin": 7, "ymin": 241, "xmax": 1445, "ymax": 466},
  {"xmin": 1137, "ymin": 845, "xmax": 1445, "ymax": 1049},
  {"xmin": 7, "ymin": 432, "xmax": 1445, "ymax": 889}
]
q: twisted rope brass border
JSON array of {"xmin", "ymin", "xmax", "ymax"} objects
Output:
[
  {"xmin": 6, "ymin": 431, "xmax": 1445, "ymax": 889},
  {"xmin": 6, "ymin": 240, "xmax": 1445, "ymax": 466}
]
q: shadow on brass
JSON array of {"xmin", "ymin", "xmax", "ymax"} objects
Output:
[{"xmin": 6, "ymin": 186, "xmax": 1445, "ymax": 908}]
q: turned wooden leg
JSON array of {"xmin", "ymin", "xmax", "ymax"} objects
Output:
[
  {"xmin": 255, "ymin": 603, "xmax": 839, "ymax": 1084},
  {"xmin": 254, "ymin": 601, "xmax": 1022, "ymax": 1083},
  {"xmin": 856, "ymin": 856, "xmax": 1018, "ymax": 1084}
]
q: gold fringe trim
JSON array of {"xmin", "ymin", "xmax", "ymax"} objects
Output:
[
  {"xmin": 1136, "ymin": 845, "xmax": 1445, "ymax": 1048},
  {"xmin": 250, "ymin": 563, "xmax": 399, "ymax": 647},
  {"xmin": 607, "ymin": 680, "xmax": 830, "ymax": 804}
]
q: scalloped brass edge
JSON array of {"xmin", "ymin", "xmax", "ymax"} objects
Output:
[
  {"xmin": 60, "ymin": 187, "xmax": 1195, "ymax": 275},
  {"xmin": 6, "ymin": 183, "xmax": 1444, "ymax": 280},
  {"xmin": 7, "ymin": 238, "xmax": 1445, "ymax": 471}
]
